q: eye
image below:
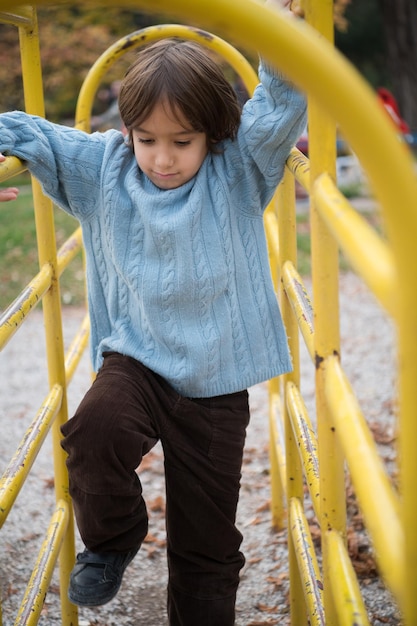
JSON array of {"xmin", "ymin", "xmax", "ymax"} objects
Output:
[
  {"xmin": 175, "ymin": 140, "xmax": 191, "ymax": 147},
  {"xmin": 137, "ymin": 137, "xmax": 154, "ymax": 144}
]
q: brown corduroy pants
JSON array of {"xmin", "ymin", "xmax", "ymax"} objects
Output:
[{"xmin": 61, "ymin": 352, "xmax": 250, "ymax": 625}]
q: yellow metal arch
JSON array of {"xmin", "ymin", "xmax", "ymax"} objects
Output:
[{"xmin": 75, "ymin": 24, "xmax": 259, "ymax": 131}]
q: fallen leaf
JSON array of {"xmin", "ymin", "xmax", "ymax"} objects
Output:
[
  {"xmin": 256, "ymin": 500, "xmax": 271, "ymax": 513},
  {"xmin": 256, "ymin": 602, "xmax": 278, "ymax": 612},
  {"xmin": 248, "ymin": 619, "xmax": 279, "ymax": 626},
  {"xmin": 148, "ymin": 495, "xmax": 165, "ymax": 513}
]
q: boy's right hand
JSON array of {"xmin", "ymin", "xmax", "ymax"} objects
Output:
[{"xmin": 0, "ymin": 152, "xmax": 19, "ymax": 201}]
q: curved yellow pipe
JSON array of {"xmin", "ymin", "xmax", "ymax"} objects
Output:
[{"xmin": 75, "ymin": 24, "xmax": 258, "ymax": 131}]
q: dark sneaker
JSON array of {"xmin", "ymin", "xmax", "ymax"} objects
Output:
[{"xmin": 68, "ymin": 547, "xmax": 139, "ymax": 607}]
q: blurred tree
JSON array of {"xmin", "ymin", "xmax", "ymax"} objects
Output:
[
  {"xmin": 333, "ymin": 0, "xmax": 351, "ymax": 31},
  {"xmin": 335, "ymin": 0, "xmax": 417, "ymax": 132},
  {"xmin": 0, "ymin": 4, "xmax": 251, "ymax": 122},
  {"xmin": 335, "ymin": 1, "xmax": 386, "ymax": 86},
  {"xmin": 0, "ymin": 5, "xmax": 167, "ymax": 120},
  {"xmin": 378, "ymin": 0, "xmax": 417, "ymax": 132}
]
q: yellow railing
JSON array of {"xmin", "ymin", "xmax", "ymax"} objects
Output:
[
  {"xmin": 0, "ymin": 1, "xmax": 417, "ymax": 625},
  {"xmin": 0, "ymin": 8, "xmax": 81, "ymax": 626}
]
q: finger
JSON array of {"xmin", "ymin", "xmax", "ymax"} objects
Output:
[
  {"xmin": 290, "ymin": 0, "xmax": 305, "ymax": 17},
  {"xmin": 0, "ymin": 187, "xmax": 19, "ymax": 201}
]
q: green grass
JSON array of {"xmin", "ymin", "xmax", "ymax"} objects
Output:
[
  {"xmin": 296, "ymin": 211, "xmax": 311, "ymax": 276},
  {"xmin": 0, "ymin": 174, "xmax": 85, "ymax": 310}
]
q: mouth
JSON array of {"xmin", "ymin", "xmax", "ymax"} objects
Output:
[
  {"xmin": 150, "ymin": 171, "xmax": 181, "ymax": 189},
  {"xmin": 153, "ymin": 171, "xmax": 177, "ymax": 179}
]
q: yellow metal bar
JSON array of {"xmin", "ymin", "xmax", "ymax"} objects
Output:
[
  {"xmin": 286, "ymin": 381, "xmax": 320, "ymax": 519},
  {"xmin": 0, "ymin": 263, "xmax": 52, "ymax": 351},
  {"xmin": 268, "ymin": 390, "xmax": 287, "ymax": 527},
  {"xmin": 304, "ymin": 0, "xmax": 344, "ymax": 620},
  {"xmin": 0, "ymin": 384, "xmax": 63, "ymax": 529},
  {"xmin": 313, "ymin": 173, "xmax": 396, "ymax": 317},
  {"xmin": 56, "ymin": 227, "xmax": 83, "ymax": 277},
  {"xmin": 277, "ymin": 168, "xmax": 298, "ymax": 317},
  {"xmin": 276, "ymin": 163, "xmax": 307, "ymax": 624},
  {"xmin": 289, "ymin": 497, "xmax": 325, "ymax": 625},
  {"xmin": 264, "ymin": 178, "xmax": 289, "ymax": 529},
  {"xmin": 14, "ymin": 500, "xmax": 70, "ymax": 626},
  {"xmin": 18, "ymin": 12, "xmax": 78, "ymax": 625},
  {"xmin": 0, "ymin": 6, "xmax": 33, "ymax": 26},
  {"xmin": 65, "ymin": 314, "xmax": 90, "ymax": 384},
  {"xmin": 326, "ymin": 530, "xmax": 371, "ymax": 626},
  {"xmin": 281, "ymin": 261, "xmax": 314, "ymax": 360},
  {"xmin": 286, "ymin": 147, "xmax": 311, "ymax": 194},
  {"xmin": 76, "ymin": 24, "xmax": 258, "ymax": 131},
  {"xmin": 324, "ymin": 354, "xmax": 403, "ymax": 598},
  {"xmin": 0, "ymin": 156, "xmax": 27, "ymax": 182},
  {"xmin": 265, "ymin": 185, "xmax": 286, "ymax": 530}
]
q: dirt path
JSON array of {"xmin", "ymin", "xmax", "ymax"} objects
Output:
[{"xmin": 0, "ymin": 272, "xmax": 401, "ymax": 625}]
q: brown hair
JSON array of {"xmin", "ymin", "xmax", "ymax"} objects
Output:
[{"xmin": 118, "ymin": 38, "xmax": 242, "ymax": 151}]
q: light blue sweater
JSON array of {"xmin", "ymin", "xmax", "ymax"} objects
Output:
[{"xmin": 0, "ymin": 65, "xmax": 306, "ymax": 397}]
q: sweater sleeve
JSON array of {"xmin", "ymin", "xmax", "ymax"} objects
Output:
[
  {"xmin": 0, "ymin": 111, "xmax": 116, "ymax": 219},
  {"xmin": 227, "ymin": 62, "xmax": 307, "ymax": 213}
]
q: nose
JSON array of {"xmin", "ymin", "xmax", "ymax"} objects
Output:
[{"xmin": 154, "ymin": 146, "xmax": 174, "ymax": 170}]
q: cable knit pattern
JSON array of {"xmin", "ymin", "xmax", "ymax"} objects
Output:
[
  {"xmin": 0, "ymin": 63, "xmax": 306, "ymax": 397},
  {"xmin": 213, "ymin": 180, "xmax": 252, "ymax": 377},
  {"xmin": 189, "ymin": 183, "xmax": 219, "ymax": 388}
]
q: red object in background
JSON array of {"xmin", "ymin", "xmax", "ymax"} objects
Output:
[{"xmin": 377, "ymin": 87, "xmax": 410, "ymax": 134}]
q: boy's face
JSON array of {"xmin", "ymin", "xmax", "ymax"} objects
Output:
[{"xmin": 131, "ymin": 101, "xmax": 208, "ymax": 190}]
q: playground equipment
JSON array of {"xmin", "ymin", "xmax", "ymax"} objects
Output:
[{"xmin": 0, "ymin": 1, "xmax": 417, "ymax": 624}]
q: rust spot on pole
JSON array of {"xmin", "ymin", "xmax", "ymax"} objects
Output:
[
  {"xmin": 315, "ymin": 352, "xmax": 324, "ymax": 369},
  {"xmin": 193, "ymin": 28, "xmax": 214, "ymax": 41}
]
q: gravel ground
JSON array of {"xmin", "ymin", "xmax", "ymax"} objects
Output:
[{"xmin": 0, "ymin": 271, "xmax": 402, "ymax": 625}]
